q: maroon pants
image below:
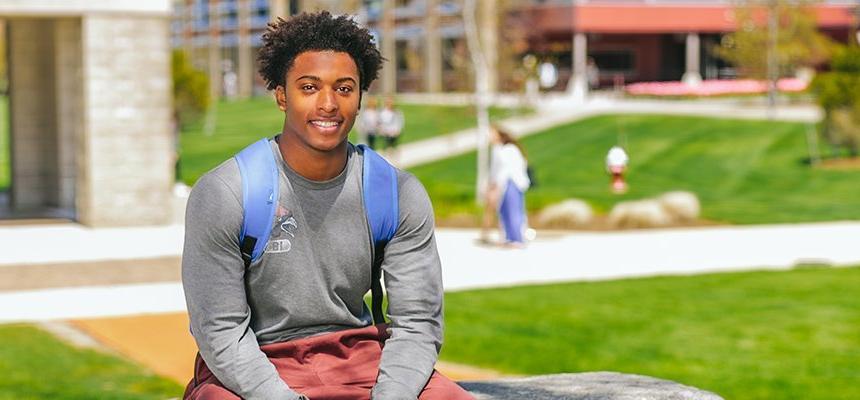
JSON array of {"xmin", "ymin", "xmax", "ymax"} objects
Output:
[{"xmin": 184, "ymin": 324, "xmax": 474, "ymax": 399}]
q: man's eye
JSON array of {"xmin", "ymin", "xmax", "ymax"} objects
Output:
[
  {"xmin": 337, "ymin": 86, "xmax": 353, "ymax": 93},
  {"xmin": 301, "ymin": 84, "xmax": 315, "ymax": 91}
]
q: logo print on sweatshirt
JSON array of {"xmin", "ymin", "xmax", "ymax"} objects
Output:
[{"xmin": 265, "ymin": 204, "xmax": 297, "ymax": 254}]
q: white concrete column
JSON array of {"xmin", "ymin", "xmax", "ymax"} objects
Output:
[
  {"xmin": 682, "ymin": 32, "xmax": 702, "ymax": 86},
  {"xmin": 380, "ymin": 0, "xmax": 396, "ymax": 95},
  {"xmin": 424, "ymin": 0, "xmax": 442, "ymax": 93},
  {"xmin": 182, "ymin": 0, "xmax": 194, "ymax": 58},
  {"xmin": 208, "ymin": 0, "xmax": 221, "ymax": 101},
  {"xmin": 237, "ymin": 0, "xmax": 253, "ymax": 98},
  {"xmin": 479, "ymin": 0, "xmax": 498, "ymax": 95},
  {"xmin": 269, "ymin": 0, "xmax": 289, "ymax": 19},
  {"xmin": 567, "ymin": 31, "xmax": 588, "ymax": 101}
]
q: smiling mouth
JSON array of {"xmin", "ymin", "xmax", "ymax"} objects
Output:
[{"xmin": 310, "ymin": 120, "xmax": 341, "ymax": 129}]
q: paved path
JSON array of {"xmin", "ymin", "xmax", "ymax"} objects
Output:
[
  {"xmin": 392, "ymin": 95, "xmax": 821, "ymax": 168},
  {"xmin": 1, "ymin": 221, "xmax": 857, "ymax": 323}
]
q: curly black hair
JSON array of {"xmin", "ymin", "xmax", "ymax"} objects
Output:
[{"xmin": 257, "ymin": 11, "xmax": 383, "ymax": 92}]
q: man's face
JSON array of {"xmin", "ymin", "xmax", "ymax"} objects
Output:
[{"xmin": 276, "ymin": 51, "xmax": 360, "ymax": 154}]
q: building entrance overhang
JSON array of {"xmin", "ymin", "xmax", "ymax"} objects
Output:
[{"xmin": 584, "ymin": 4, "xmax": 855, "ymax": 34}]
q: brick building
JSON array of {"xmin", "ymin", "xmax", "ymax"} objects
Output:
[
  {"xmin": 516, "ymin": 0, "xmax": 857, "ymax": 95},
  {"xmin": 172, "ymin": 0, "xmax": 857, "ymax": 98}
]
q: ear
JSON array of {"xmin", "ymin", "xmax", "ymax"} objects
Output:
[{"xmin": 275, "ymin": 85, "xmax": 287, "ymax": 112}]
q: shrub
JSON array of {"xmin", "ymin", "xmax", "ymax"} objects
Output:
[
  {"xmin": 811, "ymin": 45, "xmax": 860, "ymax": 157},
  {"xmin": 172, "ymin": 50, "xmax": 210, "ymax": 128}
]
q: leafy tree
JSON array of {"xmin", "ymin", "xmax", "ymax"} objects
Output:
[
  {"xmin": 714, "ymin": 0, "xmax": 834, "ymax": 79},
  {"xmin": 172, "ymin": 50, "xmax": 210, "ymax": 127},
  {"xmin": 811, "ymin": 45, "xmax": 860, "ymax": 157}
]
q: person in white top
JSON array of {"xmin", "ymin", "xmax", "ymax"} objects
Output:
[
  {"xmin": 539, "ymin": 60, "xmax": 558, "ymax": 90},
  {"xmin": 606, "ymin": 145, "xmax": 629, "ymax": 193},
  {"xmin": 483, "ymin": 126, "xmax": 531, "ymax": 246},
  {"xmin": 357, "ymin": 97, "xmax": 380, "ymax": 149},
  {"xmin": 378, "ymin": 97, "xmax": 405, "ymax": 150}
]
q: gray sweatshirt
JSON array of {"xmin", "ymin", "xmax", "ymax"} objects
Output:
[{"xmin": 182, "ymin": 139, "xmax": 444, "ymax": 399}]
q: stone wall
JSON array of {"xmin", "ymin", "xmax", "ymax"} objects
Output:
[
  {"xmin": 460, "ymin": 372, "xmax": 725, "ymax": 400},
  {"xmin": 54, "ymin": 18, "xmax": 82, "ymax": 213},
  {"xmin": 77, "ymin": 15, "xmax": 173, "ymax": 226},
  {"xmin": 5, "ymin": 4, "xmax": 174, "ymax": 226}
]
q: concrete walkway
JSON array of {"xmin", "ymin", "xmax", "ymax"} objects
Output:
[
  {"xmin": 5, "ymin": 220, "xmax": 855, "ymax": 385},
  {"xmin": 1, "ymin": 221, "xmax": 857, "ymax": 323},
  {"xmin": 393, "ymin": 95, "xmax": 821, "ymax": 168}
]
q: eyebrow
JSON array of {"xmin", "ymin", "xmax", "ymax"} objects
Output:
[{"xmin": 295, "ymin": 75, "xmax": 358, "ymax": 85}]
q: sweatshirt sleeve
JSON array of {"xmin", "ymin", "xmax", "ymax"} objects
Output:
[
  {"xmin": 182, "ymin": 168, "xmax": 303, "ymax": 400},
  {"xmin": 371, "ymin": 172, "xmax": 444, "ymax": 400}
]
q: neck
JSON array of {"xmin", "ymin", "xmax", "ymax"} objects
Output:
[{"xmin": 277, "ymin": 134, "xmax": 348, "ymax": 182}]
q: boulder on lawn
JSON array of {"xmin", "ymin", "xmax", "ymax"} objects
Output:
[
  {"xmin": 608, "ymin": 199, "xmax": 672, "ymax": 228},
  {"xmin": 536, "ymin": 199, "xmax": 594, "ymax": 228},
  {"xmin": 658, "ymin": 191, "xmax": 700, "ymax": 222}
]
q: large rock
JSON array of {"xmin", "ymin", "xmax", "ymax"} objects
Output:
[
  {"xmin": 609, "ymin": 191, "xmax": 701, "ymax": 229},
  {"xmin": 658, "ymin": 191, "xmax": 700, "ymax": 223},
  {"xmin": 608, "ymin": 199, "xmax": 672, "ymax": 228},
  {"xmin": 536, "ymin": 199, "xmax": 594, "ymax": 228},
  {"xmin": 460, "ymin": 372, "xmax": 723, "ymax": 400}
]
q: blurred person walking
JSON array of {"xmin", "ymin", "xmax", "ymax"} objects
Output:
[
  {"xmin": 358, "ymin": 96, "xmax": 380, "ymax": 148},
  {"xmin": 379, "ymin": 97, "xmax": 404, "ymax": 152},
  {"xmin": 482, "ymin": 126, "xmax": 530, "ymax": 247},
  {"xmin": 587, "ymin": 57, "xmax": 600, "ymax": 90},
  {"xmin": 606, "ymin": 145, "xmax": 629, "ymax": 193}
]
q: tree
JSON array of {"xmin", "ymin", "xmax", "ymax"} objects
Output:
[
  {"xmin": 172, "ymin": 50, "xmax": 210, "ymax": 128},
  {"xmin": 463, "ymin": 0, "xmax": 491, "ymax": 205},
  {"xmin": 811, "ymin": 45, "xmax": 860, "ymax": 158},
  {"xmin": 715, "ymin": 0, "xmax": 834, "ymax": 79}
]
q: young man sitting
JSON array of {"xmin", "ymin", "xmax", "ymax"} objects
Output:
[{"xmin": 181, "ymin": 11, "xmax": 474, "ymax": 400}]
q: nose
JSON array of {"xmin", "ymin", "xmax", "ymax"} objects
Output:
[{"xmin": 317, "ymin": 87, "xmax": 337, "ymax": 114}]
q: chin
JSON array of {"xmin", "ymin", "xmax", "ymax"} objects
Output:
[{"xmin": 309, "ymin": 136, "xmax": 348, "ymax": 153}]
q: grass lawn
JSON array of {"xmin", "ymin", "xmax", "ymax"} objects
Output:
[
  {"xmin": 410, "ymin": 114, "xmax": 860, "ymax": 224},
  {"xmin": 179, "ymin": 97, "xmax": 529, "ymax": 186},
  {"xmin": 441, "ymin": 266, "xmax": 860, "ymax": 400},
  {"xmin": 0, "ymin": 325, "xmax": 183, "ymax": 399},
  {"xmin": 1, "ymin": 267, "xmax": 855, "ymax": 399}
]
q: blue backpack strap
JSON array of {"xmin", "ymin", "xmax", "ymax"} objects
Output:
[
  {"xmin": 358, "ymin": 144, "xmax": 399, "ymax": 324},
  {"xmin": 360, "ymin": 144, "xmax": 400, "ymax": 245},
  {"xmin": 234, "ymin": 138, "xmax": 280, "ymax": 267}
]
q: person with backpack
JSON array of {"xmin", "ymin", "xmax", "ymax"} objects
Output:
[
  {"xmin": 181, "ymin": 11, "xmax": 473, "ymax": 400},
  {"xmin": 378, "ymin": 96, "xmax": 404, "ymax": 151}
]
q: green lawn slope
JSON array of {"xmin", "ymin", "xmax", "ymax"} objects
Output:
[
  {"xmin": 411, "ymin": 114, "xmax": 860, "ymax": 224},
  {"xmin": 442, "ymin": 266, "xmax": 860, "ymax": 400}
]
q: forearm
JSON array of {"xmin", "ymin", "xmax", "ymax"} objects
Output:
[
  {"xmin": 191, "ymin": 319, "xmax": 300, "ymax": 399},
  {"xmin": 373, "ymin": 316, "xmax": 442, "ymax": 399},
  {"xmin": 372, "ymin": 174, "xmax": 445, "ymax": 399}
]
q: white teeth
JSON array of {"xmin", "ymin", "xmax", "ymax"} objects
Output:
[{"xmin": 312, "ymin": 121, "xmax": 339, "ymax": 128}]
